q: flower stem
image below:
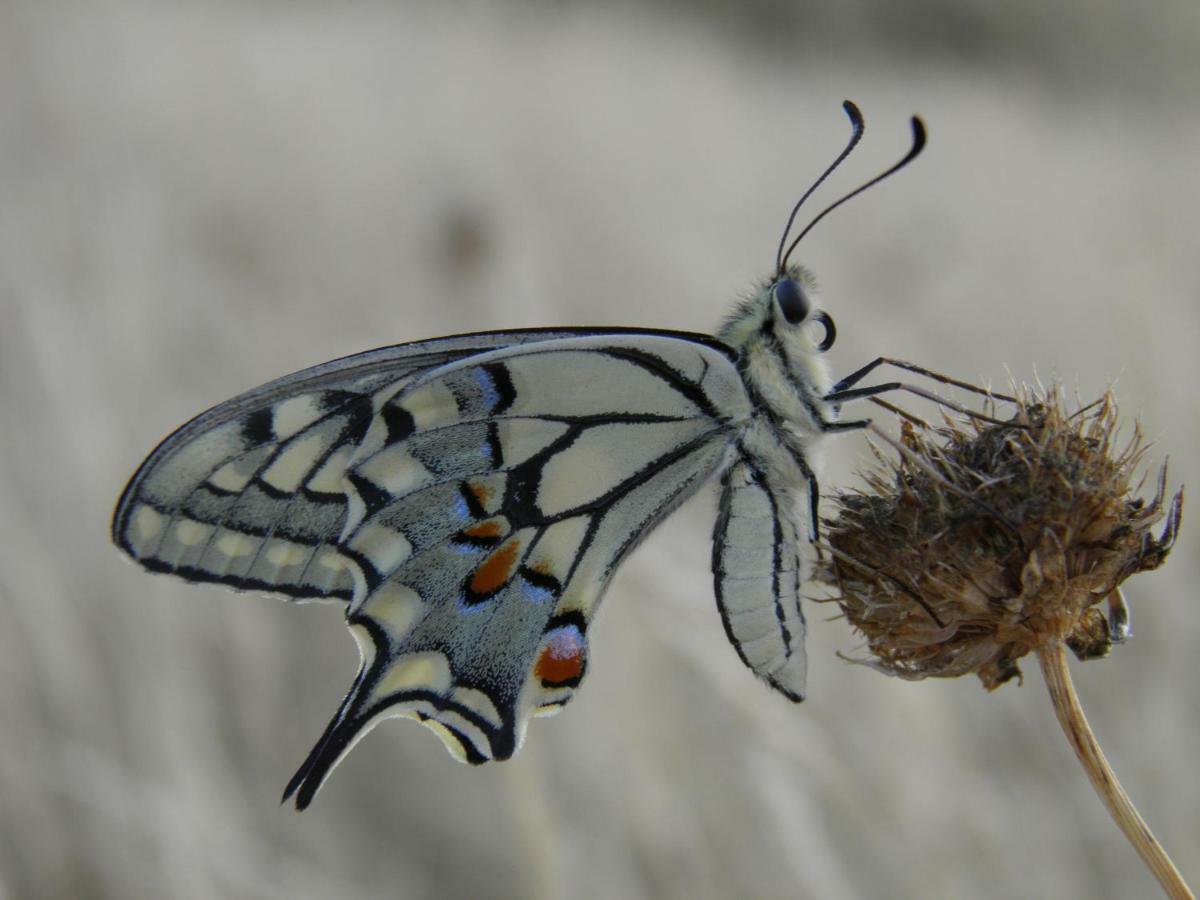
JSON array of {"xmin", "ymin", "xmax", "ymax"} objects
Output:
[{"xmin": 1036, "ymin": 641, "xmax": 1194, "ymax": 899}]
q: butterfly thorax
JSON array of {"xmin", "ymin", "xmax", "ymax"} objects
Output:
[{"xmin": 717, "ymin": 275, "xmax": 835, "ymax": 481}]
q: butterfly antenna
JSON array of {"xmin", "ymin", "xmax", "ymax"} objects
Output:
[
  {"xmin": 779, "ymin": 114, "xmax": 927, "ymax": 273},
  {"xmin": 775, "ymin": 100, "xmax": 865, "ymax": 278}
]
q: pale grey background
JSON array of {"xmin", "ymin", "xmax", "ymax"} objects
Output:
[{"xmin": 2, "ymin": 2, "xmax": 1197, "ymax": 898}]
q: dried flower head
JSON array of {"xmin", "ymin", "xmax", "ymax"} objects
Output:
[{"xmin": 824, "ymin": 388, "xmax": 1183, "ymax": 689}]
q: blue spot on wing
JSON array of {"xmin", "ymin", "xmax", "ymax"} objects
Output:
[
  {"xmin": 517, "ymin": 567, "xmax": 561, "ymax": 606},
  {"xmin": 519, "ymin": 579, "xmax": 555, "ymax": 605},
  {"xmin": 474, "ymin": 368, "xmax": 501, "ymax": 410}
]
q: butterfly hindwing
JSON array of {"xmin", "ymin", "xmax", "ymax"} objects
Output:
[
  {"xmin": 281, "ymin": 334, "xmax": 752, "ymax": 806},
  {"xmin": 712, "ymin": 456, "xmax": 809, "ymax": 701}
]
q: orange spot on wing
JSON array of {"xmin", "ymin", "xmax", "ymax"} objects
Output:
[
  {"xmin": 467, "ymin": 481, "xmax": 492, "ymax": 507},
  {"xmin": 462, "ymin": 519, "xmax": 505, "ymax": 539},
  {"xmin": 535, "ymin": 629, "xmax": 586, "ymax": 686},
  {"xmin": 469, "ymin": 538, "xmax": 521, "ymax": 595}
]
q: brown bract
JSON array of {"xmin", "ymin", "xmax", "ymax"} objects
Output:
[{"xmin": 824, "ymin": 390, "xmax": 1183, "ymax": 689}]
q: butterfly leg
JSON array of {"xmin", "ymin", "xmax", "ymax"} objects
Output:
[
  {"xmin": 817, "ymin": 418, "xmax": 872, "ymax": 432},
  {"xmin": 798, "ymin": 418, "xmax": 874, "ymax": 542},
  {"xmin": 824, "ymin": 381, "xmax": 1015, "ymax": 427},
  {"xmin": 829, "ymin": 356, "xmax": 889, "ymax": 393},
  {"xmin": 830, "ymin": 356, "xmax": 1017, "ymax": 402},
  {"xmin": 1107, "ymin": 586, "xmax": 1132, "ymax": 644},
  {"xmin": 782, "ymin": 445, "xmax": 824, "ymax": 543},
  {"xmin": 806, "ymin": 476, "xmax": 820, "ymax": 546}
]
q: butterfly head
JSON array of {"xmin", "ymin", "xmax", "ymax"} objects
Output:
[
  {"xmin": 733, "ymin": 99, "xmax": 924, "ymax": 365},
  {"xmin": 770, "ymin": 273, "xmax": 837, "ymax": 353},
  {"xmin": 717, "ymin": 268, "xmax": 836, "ymax": 359}
]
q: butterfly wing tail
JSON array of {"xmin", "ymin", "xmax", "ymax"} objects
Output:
[
  {"xmin": 282, "ymin": 612, "xmax": 523, "ymax": 809},
  {"xmin": 281, "ymin": 671, "xmax": 370, "ymax": 811}
]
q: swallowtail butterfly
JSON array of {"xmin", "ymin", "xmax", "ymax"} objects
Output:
[{"xmin": 113, "ymin": 101, "xmax": 940, "ymax": 808}]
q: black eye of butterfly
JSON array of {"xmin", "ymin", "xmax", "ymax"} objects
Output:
[{"xmin": 773, "ymin": 278, "xmax": 809, "ymax": 325}]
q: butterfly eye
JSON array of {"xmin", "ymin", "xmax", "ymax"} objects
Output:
[{"xmin": 773, "ymin": 279, "xmax": 810, "ymax": 325}]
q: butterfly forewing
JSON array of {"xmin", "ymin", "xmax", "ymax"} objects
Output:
[{"xmin": 112, "ymin": 330, "xmax": 619, "ymax": 602}]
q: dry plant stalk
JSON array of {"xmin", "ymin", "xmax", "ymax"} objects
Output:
[{"xmin": 823, "ymin": 388, "xmax": 1190, "ymax": 899}]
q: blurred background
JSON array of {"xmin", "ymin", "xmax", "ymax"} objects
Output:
[{"xmin": 2, "ymin": 1, "xmax": 1197, "ymax": 897}]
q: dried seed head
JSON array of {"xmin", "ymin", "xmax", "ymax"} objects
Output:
[{"xmin": 824, "ymin": 389, "xmax": 1183, "ymax": 689}]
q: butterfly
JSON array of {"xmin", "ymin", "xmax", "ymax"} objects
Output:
[{"xmin": 113, "ymin": 101, "xmax": 939, "ymax": 809}]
